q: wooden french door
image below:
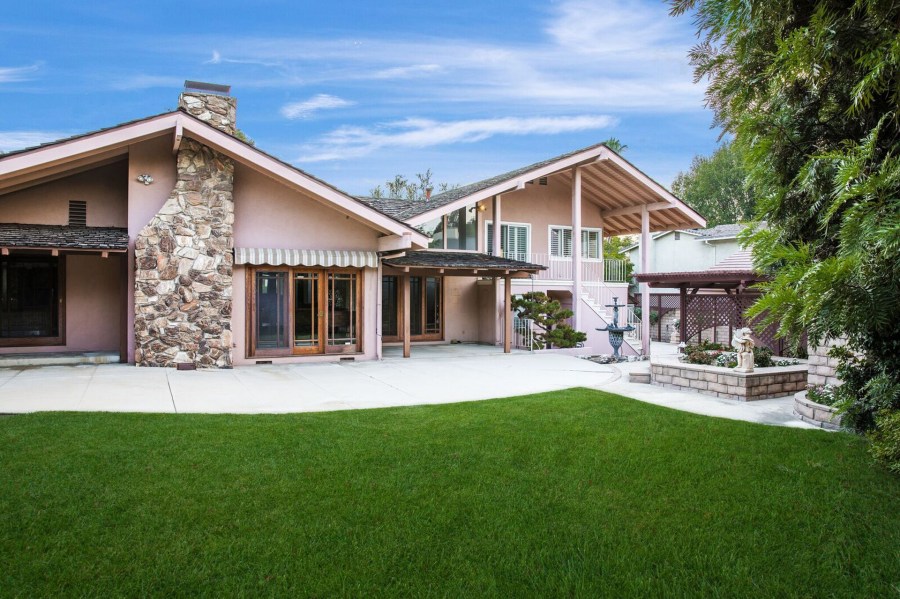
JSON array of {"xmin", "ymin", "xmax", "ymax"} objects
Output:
[
  {"xmin": 250, "ymin": 267, "xmax": 360, "ymax": 357},
  {"xmin": 381, "ymin": 275, "xmax": 443, "ymax": 342}
]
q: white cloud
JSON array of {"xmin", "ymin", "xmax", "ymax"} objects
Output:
[
  {"xmin": 297, "ymin": 114, "xmax": 616, "ymax": 162},
  {"xmin": 0, "ymin": 63, "xmax": 41, "ymax": 83},
  {"xmin": 0, "ymin": 130, "xmax": 69, "ymax": 153},
  {"xmin": 280, "ymin": 94, "xmax": 355, "ymax": 119},
  {"xmin": 368, "ymin": 64, "xmax": 441, "ymax": 80}
]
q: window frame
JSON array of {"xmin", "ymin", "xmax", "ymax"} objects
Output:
[
  {"xmin": 246, "ymin": 266, "xmax": 363, "ymax": 358},
  {"xmin": 380, "ymin": 274, "xmax": 444, "ymax": 342},
  {"xmin": 484, "ymin": 221, "xmax": 531, "ymax": 262},
  {"xmin": 547, "ymin": 225, "xmax": 603, "ymax": 261},
  {"xmin": 0, "ymin": 254, "xmax": 66, "ymax": 348}
]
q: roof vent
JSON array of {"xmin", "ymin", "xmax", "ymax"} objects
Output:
[
  {"xmin": 68, "ymin": 200, "xmax": 87, "ymax": 227},
  {"xmin": 539, "ymin": 177, "xmax": 548, "ymax": 186},
  {"xmin": 183, "ymin": 80, "xmax": 231, "ymax": 96}
]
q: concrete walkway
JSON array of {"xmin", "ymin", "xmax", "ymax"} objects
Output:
[{"xmin": 0, "ymin": 346, "xmax": 815, "ymax": 428}]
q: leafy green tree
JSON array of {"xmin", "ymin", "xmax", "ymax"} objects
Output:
[
  {"xmin": 671, "ymin": 140, "xmax": 755, "ymax": 226},
  {"xmin": 512, "ymin": 292, "xmax": 587, "ymax": 349},
  {"xmin": 669, "ymin": 0, "xmax": 900, "ymax": 468},
  {"xmin": 602, "ymin": 137, "xmax": 628, "ymax": 153},
  {"xmin": 370, "ymin": 169, "xmax": 455, "ymax": 201}
]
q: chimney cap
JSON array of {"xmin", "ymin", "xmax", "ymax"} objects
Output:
[{"xmin": 183, "ymin": 80, "xmax": 231, "ymax": 96}]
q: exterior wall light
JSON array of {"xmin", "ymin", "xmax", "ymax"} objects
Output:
[
  {"xmin": 136, "ymin": 174, "xmax": 154, "ymax": 185},
  {"xmin": 477, "ymin": 203, "xmax": 487, "ymax": 212}
]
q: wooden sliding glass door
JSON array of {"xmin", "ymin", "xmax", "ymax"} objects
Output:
[
  {"xmin": 250, "ymin": 267, "xmax": 360, "ymax": 357},
  {"xmin": 381, "ymin": 275, "xmax": 443, "ymax": 342}
]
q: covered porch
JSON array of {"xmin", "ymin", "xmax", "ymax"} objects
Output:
[{"xmin": 381, "ymin": 250, "xmax": 545, "ymax": 358}]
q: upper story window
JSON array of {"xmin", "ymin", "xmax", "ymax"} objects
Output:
[
  {"xmin": 674, "ymin": 232, "xmax": 681, "ymax": 240},
  {"xmin": 549, "ymin": 226, "xmax": 601, "ymax": 260},
  {"xmin": 486, "ymin": 222, "xmax": 529, "ymax": 262},
  {"xmin": 416, "ymin": 204, "xmax": 477, "ymax": 251}
]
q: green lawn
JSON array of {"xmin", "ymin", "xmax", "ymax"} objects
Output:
[{"xmin": 1, "ymin": 389, "xmax": 898, "ymax": 597}]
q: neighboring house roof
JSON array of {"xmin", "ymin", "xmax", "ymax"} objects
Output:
[
  {"xmin": 708, "ymin": 249, "xmax": 754, "ymax": 271},
  {"xmin": 0, "ymin": 223, "xmax": 129, "ymax": 251},
  {"xmin": 635, "ymin": 249, "xmax": 761, "ymax": 289},
  {"xmin": 685, "ymin": 222, "xmax": 749, "ymax": 240},
  {"xmin": 0, "ymin": 110, "xmax": 429, "ymax": 246},
  {"xmin": 396, "ymin": 143, "xmax": 706, "ymax": 235},
  {"xmin": 382, "ymin": 250, "xmax": 545, "ymax": 273}
]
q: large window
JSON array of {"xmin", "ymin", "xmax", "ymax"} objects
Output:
[
  {"xmin": 485, "ymin": 222, "xmax": 530, "ymax": 261},
  {"xmin": 549, "ymin": 226, "xmax": 602, "ymax": 260},
  {"xmin": 381, "ymin": 275, "xmax": 442, "ymax": 341},
  {"xmin": 416, "ymin": 204, "xmax": 478, "ymax": 251},
  {"xmin": 0, "ymin": 256, "xmax": 62, "ymax": 345},
  {"xmin": 251, "ymin": 268, "xmax": 360, "ymax": 357}
]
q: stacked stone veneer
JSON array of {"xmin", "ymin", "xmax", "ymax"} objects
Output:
[
  {"xmin": 650, "ymin": 356, "xmax": 808, "ymax": 401},
  {"xmin": 807, "ymin": 338, "xmax": 846, "ymax": 387},
  {"xmin": 134, "ymin": 91, "xmax": 238, "ymax": 368}
]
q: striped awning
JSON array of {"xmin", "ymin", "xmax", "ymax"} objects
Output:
[{"xmin": 234, "ymin": 248, "xmax": 379, "ymax": 268}]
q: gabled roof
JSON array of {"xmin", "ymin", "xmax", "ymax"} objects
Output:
[
  {"xmin": 398, "ymin": 143, "xmax": 706, "ymax": 235},
  {"xmin": 401, "ymin": 143, "xmax": 608, "ymax": 221},
  {"xmin": 623, "ymin": 222, "xmax": 752, "ymax": 253},
  {"xmin": 0, "ymin": 110, "xmax": 429, "ymax": 247}
]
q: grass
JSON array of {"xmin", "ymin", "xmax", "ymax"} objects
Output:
[{"xmin": 1, "ymin": 389, "xmax": 898, "ymax": 597}]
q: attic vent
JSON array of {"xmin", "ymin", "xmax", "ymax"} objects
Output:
[
  {"xmin": 68, "ymin": 201, "xmax": 87, "ymax": 227},
  {"xmin": 539, "ymin": 177, "xmax": 548, "ymax": 186}
]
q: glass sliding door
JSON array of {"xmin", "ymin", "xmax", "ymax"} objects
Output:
[
  {"xmin": 0, "ymin": 256, "xmax": 62, "ymax": 345},
  {"xmin": 326, "ymin": 272, "xmax": 358, "ymax": 353},
  {"xmin": 255, "ymin": 271, "xmax": 289, "ymax": 352},
  {"xmin": 294, "ymin": 272, "xmax": 320, "ymax": 352},
  {"xmin": 382, "ymin": 275, "xmax": 443, "ymax": 342},
  {"xmin": 251, "ymin": 268, "xmax": 361, "ymax": 357},
  {"xmin": 381, "ymin": 275, "xmax": 399, "ymax": 340},
  {"xmin": 424, "ymin": 277, "xmax": 441, "ymax": 335}
]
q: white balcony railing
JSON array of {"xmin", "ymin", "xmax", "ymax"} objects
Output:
[{"xmin": 523, "ymin": 254, "xmax": 629, "ymax": 284}]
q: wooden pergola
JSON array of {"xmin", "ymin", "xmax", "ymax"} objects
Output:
[{"xmin": 381, "ymin": 251, "xmax": 545, "ymax": 357}]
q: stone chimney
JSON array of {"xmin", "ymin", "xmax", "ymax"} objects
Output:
[{"xmin": 178, "ymin": 81, "xmax": 237, "ymax": 136}]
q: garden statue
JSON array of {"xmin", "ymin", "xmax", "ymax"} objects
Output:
[
  {"xmin": 731, "ymin": 327, "xmax": 755, "ymax": 372},
  {"xmin": 596, "ymin": 297, "xmax": 635, "ymax": 360}
]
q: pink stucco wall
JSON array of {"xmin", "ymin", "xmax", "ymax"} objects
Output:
[
  {"xmin": 233, "ymin": 164, "xmax": 380, "ymax": 250},
  {"xmin": 125, "ymin": 135, "xmax": 179, "ymax": 363},
  {"xmin": 0, "ymin": 161, "xmax": 128, "ymax": 227},
  {"xmin": 479, "ymin": 174, "xmax": 605, "ymax": 258}
]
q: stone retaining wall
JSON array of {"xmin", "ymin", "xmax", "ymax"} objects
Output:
[
  {"xmin": 650, "ymin": 356, "xmax": 808, "ymax": 401},
  {"xmin": 794, "ymin": 391, "xmax": 843, "ymax": 430},
  {"xmin": 807, "ymin": 338, "xmax": 846, "ymax": 387}
]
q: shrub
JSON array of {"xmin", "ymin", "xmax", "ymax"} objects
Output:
[
  {"xmin": 686, "ymin": 350, "xmax": 716, "ymax": 365},
  {"xmin": 684, "ymin": 340, "xmax": 727, "ymax": 354},
  {"xmin": 753, "ymin": 346, "xmax": 774, "ymax": 368},
  {"xmin": 870, "ymin": 409, "xmax": 900, "ymax": 475}
]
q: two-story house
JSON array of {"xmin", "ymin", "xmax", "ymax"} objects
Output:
[{"xmin": 0, "ymin": 84, "xmax": 705, "ymax": 368}]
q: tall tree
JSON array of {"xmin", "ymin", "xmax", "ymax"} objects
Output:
[
  {"xmin": 671, "ymin": 140, "xmax": 755, "ymax": 226},
  {"xmin": 669, "ymin": 0, "xmax": 900, "ymax": 469},
  {"xmin": 370, "ymin": 169, "xmax": 455, "ymax": 201}
]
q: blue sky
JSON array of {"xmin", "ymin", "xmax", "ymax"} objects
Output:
[{"xmin": 1, "ymin": 0, "xmax": 720, "ymax": 195}]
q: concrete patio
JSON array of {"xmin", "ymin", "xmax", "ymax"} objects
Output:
[{"xmin": 0, "ymin": 344, "xmax": 818, "ymax": 428}]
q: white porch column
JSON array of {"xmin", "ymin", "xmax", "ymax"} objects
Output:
[
  {"xmin": 492, "ymin": 194, "xmax": 502, "ymax": 257},
  {"xmin": 571, "ymin": 167, "xmax": 582, "ymax": 330},
  {"xmin": 598, "ymin": 214, "xmax": 605, "ymax": 283},
  {"xmin": 640, "ymin": 205, "xmax": 651, "ymax": 355}
]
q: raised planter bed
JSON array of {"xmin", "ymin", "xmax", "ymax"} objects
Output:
[
  {"xmin": 650, "ymin": 354, "xmax": 808, "ymax": 401},
  {"xmin": 794, "ymin": 390, "xmax": 844, "ymax": 430}
]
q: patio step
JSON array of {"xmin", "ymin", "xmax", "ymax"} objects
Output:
[
  {"xmin": 629, "ymin": 371, "xmax": 651, "ymax": 384},
  {"xmin": 0, "ymin": 351, "xmax": 120, "ymax": 368}
]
